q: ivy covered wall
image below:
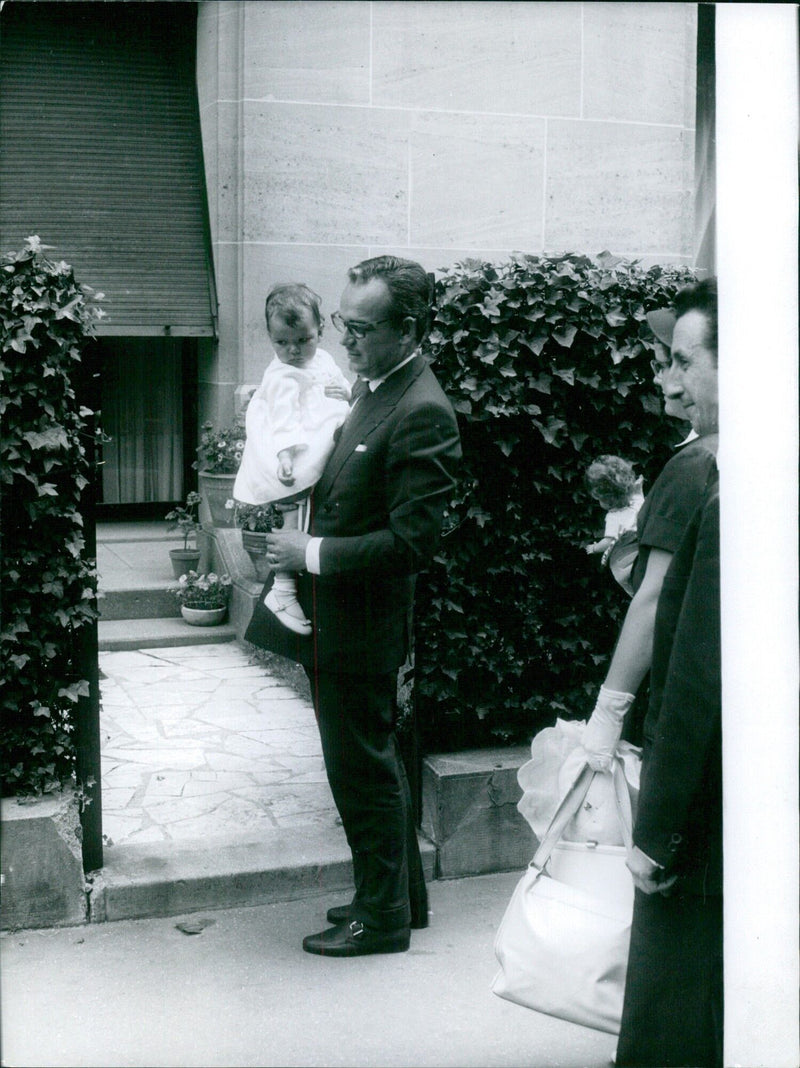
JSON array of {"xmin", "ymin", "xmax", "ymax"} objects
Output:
[{"xmin": 415, "ymin": 252, "xmax": 697, "ymax": 751}]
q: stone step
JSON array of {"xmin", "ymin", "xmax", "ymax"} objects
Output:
[
  {"xmin": 89, "ymin": 828, "xmax": 436, "ymax": 923},
  {"xmin": 98, "ymin": 617, "xmax": 237, "ymax": 651},
  {"xmin": 99, "ymin": 585, "xmax": 179, "ymax": 621}
]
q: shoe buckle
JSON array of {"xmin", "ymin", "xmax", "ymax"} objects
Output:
[{"xmin": 348, "ymin": 920, "xmax": 364, "ymax": 938}]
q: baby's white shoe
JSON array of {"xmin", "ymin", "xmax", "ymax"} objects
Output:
[{"xmin": 265, "ymin": 588, "xmax": 312, "ymax": 636}]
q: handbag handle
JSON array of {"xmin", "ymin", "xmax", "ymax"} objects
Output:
[
  {"xmin": 531, "ymin": 758, "xmax": 633, "ymax": 873},
  {"xmin": 610, "ymin": 756, "xmax": 634, "ymax": 853}
]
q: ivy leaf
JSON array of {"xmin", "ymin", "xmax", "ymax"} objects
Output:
[
  {"xmin": 58, "ymin": 681, "xmax": 90, "ymax": 703},
  {"xmin": 529, "ymin": 373, "xmax": 551, "ymax": 394},
  {"xmin": 605, "ymin": 307, "xmax": 627, "ymax": 327},
  {"xmin": 53, "ymin": 294, "xmax": 84, "ymax": 321},
  {"xmin": 23, "ymin": 427, "xmax": 70, "ymax": 451},
  {"xmin": 24, "ymin": 235, "xmax": 55, "ymax": 253},
  {"xmin": 552, "ymin": 324, "xmax": 577, "ymax": 348},
  {"xmin": 477, "ymin": 346, "xmax": 498, "ymax": 365}
]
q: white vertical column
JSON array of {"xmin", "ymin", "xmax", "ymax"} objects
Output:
[{"xmin": 716, "ymin": 6, "xmax": 799, "ymax": 1066}]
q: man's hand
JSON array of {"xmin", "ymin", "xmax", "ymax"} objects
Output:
[
  {"xmin": 265, "ymin": 530, "xmax": 310, "ymax": 572},
  {"xmin": 626, "ymin": 845, "xmax": 678, "ymax": 895}
]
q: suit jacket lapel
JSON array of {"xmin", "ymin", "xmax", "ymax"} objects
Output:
[{"xmin": 314, "ymin": 356, "xmax": 426, "ymax": 500}]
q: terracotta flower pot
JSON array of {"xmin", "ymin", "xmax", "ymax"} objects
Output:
[
  {"xmin": 197, "ymin": 470, "xmax": 237, "ymax": 527},
  {"xmin": 169, "ymin": 548, "xmax": 201, "ymax": 579},
  {"xmin": 180, "ymin": 605, "xmax": 227, "ymax": 626},
  {"xmin": 240, "ymin": 528, "xmax": 272, "ymax": 582}
]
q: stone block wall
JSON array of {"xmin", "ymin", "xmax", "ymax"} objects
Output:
[
  {"xmin": 195, "ymin": 0, "xmax": 698, "ymax": 420},
  {"xmin": 422, "ymin": 746, "xmax": 537, "ymax": 877},
  {"xmin": 1, "ymin": 793, "xmax": 87, "ymax": 930}
]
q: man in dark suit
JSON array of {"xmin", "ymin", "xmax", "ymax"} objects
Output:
[
  {"xmin": 264, "ymin": 256, "xmax": 461, "ymax": 957},
  {"xmin": 616, "ymin": 281, "xmax": 722, "ymax": 1066}
]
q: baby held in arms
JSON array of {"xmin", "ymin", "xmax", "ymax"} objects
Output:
[{"xmin": 233, "ymin": 283, "xmax": 351, "ymax": 635}]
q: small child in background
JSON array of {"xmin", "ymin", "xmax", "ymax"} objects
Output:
[
  {"xmin": 584, "ymin": 455, "xmax": 645, "ymax": 595},
  {"xmin": 233, "ymin": 283, "xmax": 351, "ymax": 635}
]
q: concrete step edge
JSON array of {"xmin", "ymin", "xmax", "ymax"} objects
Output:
[
  {"xmin": 98, "ymin": 589, "xmax": 175, "ymax": 598},
  {"xmin": 99, "ymin": 618, "xmax": 237, "ymax": 651},
  {"xmin": 90, "ymin": 829, "xmax": 436, "ymax": 923}
]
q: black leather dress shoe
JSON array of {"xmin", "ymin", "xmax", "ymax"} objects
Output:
[
  {"xmin": 326, "ymin": 903, "xmax": 430, "ymax": 930},
  {"xmin": 302, "ymin": 920, "xmax": 410, "ymax": 957}
]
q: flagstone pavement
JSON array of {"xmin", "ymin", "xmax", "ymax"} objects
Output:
[{"xmin": 99, "ymin": 642, "xmax": 343, "ymax": 848}]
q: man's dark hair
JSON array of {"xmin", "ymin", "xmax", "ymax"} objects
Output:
[
  {"xmin": 348, "ymin": 255, "xmax": 434, "ymax": 343},
  {"xmin": 674, "ymin": 277, "xmax": 717, "ymax": 359}
]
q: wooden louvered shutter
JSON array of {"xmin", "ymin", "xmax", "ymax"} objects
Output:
[{"xmin": 0, "ymin": 1, "xmax": 216, "ymax": 336}]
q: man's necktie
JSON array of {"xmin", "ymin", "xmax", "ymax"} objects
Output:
[
  {"xmin": 350, "ymin": 376, "xmax": 369, "ymax": 405},
  {"xmin": 333, "ymin": 376, "xmax": 369, "ymax": 445}
]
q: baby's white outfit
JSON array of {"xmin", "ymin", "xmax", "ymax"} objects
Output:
[
  {"xmin": 233, "ymin": 349, "xmax": 350, "ymax": 506},
  {"xmin": 602, "ymin": 484, "xmax": 645, "ymax": 541},
  {"xmin": 233, "ymin": 348, "xmax": 349, "ymax": 638},
  {"xmin": 602, "ymin": 481, "xmax": 645, "ymax": 597}
]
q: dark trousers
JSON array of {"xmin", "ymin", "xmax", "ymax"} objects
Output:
[
  {"xmin": 306, "ymin": 669, "xmax": 427, "ymax": 931},
  {"xmin": 616, "ymin": 887, "xmax": 723, "ymax": 1068}
]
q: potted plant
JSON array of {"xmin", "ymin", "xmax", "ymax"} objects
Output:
[
  {"xmin": 234, "ymin": 502, "xmax": 285, "ymax": 581},
  {"xmin": 193, "ymin": 421, "xmax": 246, "ymax": 527},
  {"xmin": 171, "ymin": 570, "xmax": 232, "ymax": 626},
  {"xmin": 165, "ymin": 491, "xmax": 202, "ymax": 578}
]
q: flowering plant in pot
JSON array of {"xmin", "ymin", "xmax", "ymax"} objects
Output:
[
  {"xmin": 193, "ymin": 422, "xmax": 245, "ymax": 526},
  {"xmin": 234, "ymin": 501, "xmax": 284, "ymax": 533},
  {"xmin": 193, "ymin": 422, "xmax": 245, "ymax": 474},
  {"xmin": 165, "ymin": 491, "xmax": 202, "ymax": 578},
  {"xmin": 171, "ymin": 571, "xmax": 232, "ymax": 626},
  {"xmin": 233, "ymin": 502, "xmax": 285, "ymax": 581}
]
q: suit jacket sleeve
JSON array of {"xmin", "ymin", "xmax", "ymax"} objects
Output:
[
  {"xmin": 318, "ymin": 398, "xmax": 461, "ymax": 576},
  {"xmin": 633, "ymin": 488, "xmax": 721, "ymax": 873}
]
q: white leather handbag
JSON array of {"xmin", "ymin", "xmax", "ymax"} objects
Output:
[{"xmin": 492, "ymin": 760, "xmax": 634, "ymax": 1035}]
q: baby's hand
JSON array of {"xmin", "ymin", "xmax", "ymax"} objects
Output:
[
  {"xmin": 324, "ymin": 383, "xmax": 351, "ymax": 402},
  {"xmin": 277, "ymin": 451, "xmax": 295, "ymax": 486},
  {"xmin": 585, "ymin": 537, "xmax": 613, "ymax": 557}
]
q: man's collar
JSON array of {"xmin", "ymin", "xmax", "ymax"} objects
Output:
[
  {"xmin": 365, "ymin": 350, "xmax": 418, "ymax": 391},
  {"xmin": 674, "ymin": 427, "xmax": 699, "ymax": 448}
]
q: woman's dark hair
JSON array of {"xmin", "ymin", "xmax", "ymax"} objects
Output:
[
  {"xmin": 347, "ymin": 255, "xmax": 434, "ymax": 343},
  {"xmin": 585, "ymin": 455, "xmax": 638, "ymax": 510},
  {"xmin": 264, "ymin": 283, "xmax": 323, "ymax": 331},
  {"xmin": 673, "ymin": 277, "xmax": 717, "ymax": 360}
]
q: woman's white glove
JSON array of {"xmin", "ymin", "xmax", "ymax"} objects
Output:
[{"xmin": 581, "ymin": 686, "xmax": 635, "ymax": 771}]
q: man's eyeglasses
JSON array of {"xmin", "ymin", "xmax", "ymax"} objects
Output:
[
  {"xmin": 331, "ymin": 311, "xmax": 392, "ymax": 339},
  {"xmin": 650, "ymin": 359, "xmax": 669, "ymax": 377}
]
